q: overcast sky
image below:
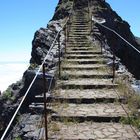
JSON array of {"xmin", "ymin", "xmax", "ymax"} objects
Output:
[{"xmin": 0, "ymin": 0, "xmax": 139, "ymax": 62}]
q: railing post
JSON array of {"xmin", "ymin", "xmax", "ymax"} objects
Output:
[
  {"xmin": 88, "ymin": 0, "xmax": 92, "ymax": 34},
  {"xmin": 65, "ymin": 24, "xmax": 67, "ymax": 54},
  {"xmin": 67, "ymin": 20, "xmax": 69, "ymax": 42},
  {"xmin": 101, "ymin": 43, "xmax": 103, "ymax": 54},
  {"xmin": 112, "ymin": 52, "xmax": 115, "ymax": 82},
  {"xmin": 42, "ymin": 63, "xmax": 48, "ymax": 140},
  {"xmin": 91, "ymin": 15, "xmax": 92, "ymax": 34},
  {"xmin": 73, "ymin": 0, "xmax": 74, "ymax": 11},
  {"xmin": 88, "ymin": 0, "xmax": 90, "ymax": 21},
  {"xmin": 58, "ymin": 33, "xmax": 61, "ymax": 79}
]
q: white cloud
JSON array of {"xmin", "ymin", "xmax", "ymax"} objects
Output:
[{"xmin": 0, "ymin": 62, "xmax": 29, "ymax": 92}]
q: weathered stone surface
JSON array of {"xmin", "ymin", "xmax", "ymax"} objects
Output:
[
  {"xmin": 62, "ymin": 64, "xmax": 108, "ymax": 70},
  {"xmin": 48, "ymin": 122, "xmax": 140, "ymax": 139},
  {"xmin": 59, "ymin": 78, "xmax": 117, "ymax": 88},
  {"xmin": 51, "ymin": 103, "xmax": 128, "ymax": 118},
  {"xmin": 30, "ymin": 20, "xmax": 63, "ymax": 65},
  {"xmin": 62, "ymin": 70, "xmax": 112, "ymax": 78},
  {"xmin": 53, "ymin": 89, "xmax": 120, "ymax": 100}
]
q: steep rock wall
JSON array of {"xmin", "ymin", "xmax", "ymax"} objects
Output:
[{"xmin": 90, "ymin": 0, "xmax": 140, "ymax": 78}]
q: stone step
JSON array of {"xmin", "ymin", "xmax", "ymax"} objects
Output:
[
  {"xmin": 69, "ymin": 31, "xmax": 89, "ymax": 34},
  {"xmin": 70, "ymin": 21, "xmax": 88, "ymax": 23},
  {"xmin": 66, "ymin": 44, "xmax": 92, "ymax": 47},
  {"xmin": 71, "ymin": 23, "xmax": 89, "ymax": 26},
  {"xmin": 70, "ymin": 27, "xmax": 89, "ymax": 30},
  {"xmin": 66, "ymin": 50, "xmax": 101, "ymax": 55},
  {"xmin": 66, "ymin": 53, "xmax": 112, "ymax": 58},
  {"xmin": 67, "ymin": 42, "xmax": 90, "ymax": 45},
  {"xmin": 65, "ymin": 59, "xmax": 106, "ymax": 64},
  {"xmin": 69, "ymin": 30, "xmax": 90, "ymax": 32},
  {"xmin": 48, "ymin": 121, "xmax": 139, "ymax": 139},
  {"xmin": 67, "ymin": 48, "xmax": 94, "ymax": 51},
  {"xmin": 67, "ymin": 45, "xmax": 92, "ymax": 48},
  {"xmin": 72, "ymin": 20, "xmax": 88, "ymax": 22},
  {"xmin": 71, "ymin": 24, "xmax": 89, "ymax": 28},
  {"xmin": 66, "ymin": 45, "xmax": 91, "ymax": 48},
  {"xmin": 72, "ymin": 19, "xmax": 88, "ymax": 22},
  {"xmin": 72, "ymin": 16, "xmax": 87, "ymax": 18},
  {"xmin": 69, "ymin": 31, "xmax": 89, "ymax": 33},
  {"xmin": 67, "ymin": 48, "xmax": 93, "ymax": 51},
  {"xmin": 68, "ymin": 37, "xmax": 88, "ymax": 40},
  {"xmin": 59, "ymin": 78, "xmax": 117, "ymax": 89},
  {"xmin": 50, "ymin": 103, "xmax": 128, "ymax": 123},
  {"xmin": 34, "ymin": 95, "xmax": 124, "ymax": 104},
  {"xmin": 65, "ymin": 54, "xmax": 104, "ymax": 59},
  {"xmin": 67, "ymin": 42, "xmax": 90, "ymax": 44},
  {"xmin": 68, "ymin": 33, "xmax": 89, "ymax": 35},
  {"xmin": 73, "ymin": 17, "xmax": 88, "ymax": 19},
  {"xmin": 67, "ymin": 41, "xmax": 89, "ymax": 44},
  {"xmin": 61, "ymin": 70, "xmax": 112, "ymax": 79},
  {"xmin": 71, "ymin": 22, "xmax": 89, "ymax": 25},
  {"xmin": 62, "ymin": 64, "xmax": 107, "ymax": 70},
  {"xmin": 69, "ymin": 28, "xmax": 89, "ymax": 31},
  {"xmin": 52, "ymin": 89, "xmax": 124, "ymax": 103},
  {"xmin": 69, "ymin": 33, "xmax": 89, "ymax": 36},
  {"xmin": 34, "ymin": 88, "xmax": 124, "ymax": 104},
  {"xmin": 68, "ymin": 36, "xmax": 88, "ymax": 38},
  {"xmin": 70, "ymin": 25, "xmax": 89, "ymax": 27},
  {"xmin": 69, "ymin": 31, "xmax": 90, "ymax": 34},
  {"xmin": 69, "ymin": 30, "xmax": 89, "ymax": 32}
]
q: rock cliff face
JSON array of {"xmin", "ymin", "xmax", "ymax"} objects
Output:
[
  {"xmin": 90, "ymin": 0, "xmax": 140, "ymax": 78},
  {"xmin": 0, "ymin": 0, "xmax": 140, "ymax": 137},
  {"xmin": 0, "ymin": 0, "xmax": 71, "ymax": 135}
]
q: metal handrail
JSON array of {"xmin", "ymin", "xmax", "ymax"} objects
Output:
[
  {"xmin": 0, "ymin": 1, "xmax": 74, "ymax": 140},
  {"xmin": 92, "ymin": 16, "xmax": 140, "ymax": 81},
  {"xmin": 92, "ymin": 15, "xmax": 140, "ymax": 139},
  {"xmin": 92, "ymin": 16, "xmax": 140, "ymax": 54}
]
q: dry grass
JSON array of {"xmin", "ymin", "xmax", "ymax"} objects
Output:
[{"xmin": 115, "ymin": 76, "xmax": 140, "ymax": 130}]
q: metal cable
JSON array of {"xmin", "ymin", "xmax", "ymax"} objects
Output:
[
  {"xmin": 102, "ymin": 46, "xmax": 140, "ymax": 139},
  {"xmin": 91, "ymin": 21, "xmax": 140, "ymax": 138},
  {"xmin": 92, "ymin": 17, "xmax": 140, "ymax": 54},
  {"xmin": 36, "ymin": 3, "xmax": 74, "ymax": 140},
  {"xmin": 0, "ymin": 3, "xmax": 74, "ymax": 140}
]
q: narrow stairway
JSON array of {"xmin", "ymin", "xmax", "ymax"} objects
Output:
[{"xmin": 48, "ymin": 8, "xmax": 140, "ymax": 139}]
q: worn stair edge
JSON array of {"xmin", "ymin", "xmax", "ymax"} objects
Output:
[
  {"xmin": 61, "ymin": 74, "xmax": 113, "ymax": 79},
  {"xmin": 34, "ymin": 96, "xmax": 125, "ymax": 104},
  {"xmin": 60, "ymin": 84, "xmax": 117, "ymax": 89},
  {"xmin": 65, "ymin": 55, "xmax": 107, "ymax": 59},
  {"xmin": 66, "ymin": 60, "xmax": 107, "ymax": 64},
  {"xmin": 51, "ymin": 115, "xmax": 123, "ymax": 123},
  {"xmin": 62, "ymin": 66, "xmax": 108, "ymax": 70},
  {"xmin": 66, "ymin": 51, "xmax": 102, "ymax": 54}
]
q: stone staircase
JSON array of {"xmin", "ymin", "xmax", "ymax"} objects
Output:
[{"xmin": 47, "ymin": 9, "xmax": 140, "ymax": 139}]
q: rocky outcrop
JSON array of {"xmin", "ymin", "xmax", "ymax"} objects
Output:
[
  {"xmin": 0, "ymin": 1, "xmax": 70, "ymax": 136},
  {"xmin": 30, "ymin": 20, "xmax": 62, "ymax": 65},
  {"xmin": 90, "ymin": 0, "xmax": 140, "ymax": 79},
  {"xmin": 136, "ymin": 37, "xmax": 140, "ymax": 45},
  {"xmin": 0, "ymin": 81, "xmax": 24, "ymax": 135}
]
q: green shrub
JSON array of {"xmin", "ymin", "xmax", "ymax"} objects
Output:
[
  {"xmin": 60, "ymin": 72, "xmax": 69, "ymax": 80},
  {"xmin": 2, "ymin": 88, "xmax": 12, "ymax": 100},
  {"xmin": 14, "ymin": 137, "xmax": 22, "ymax": 140}
]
